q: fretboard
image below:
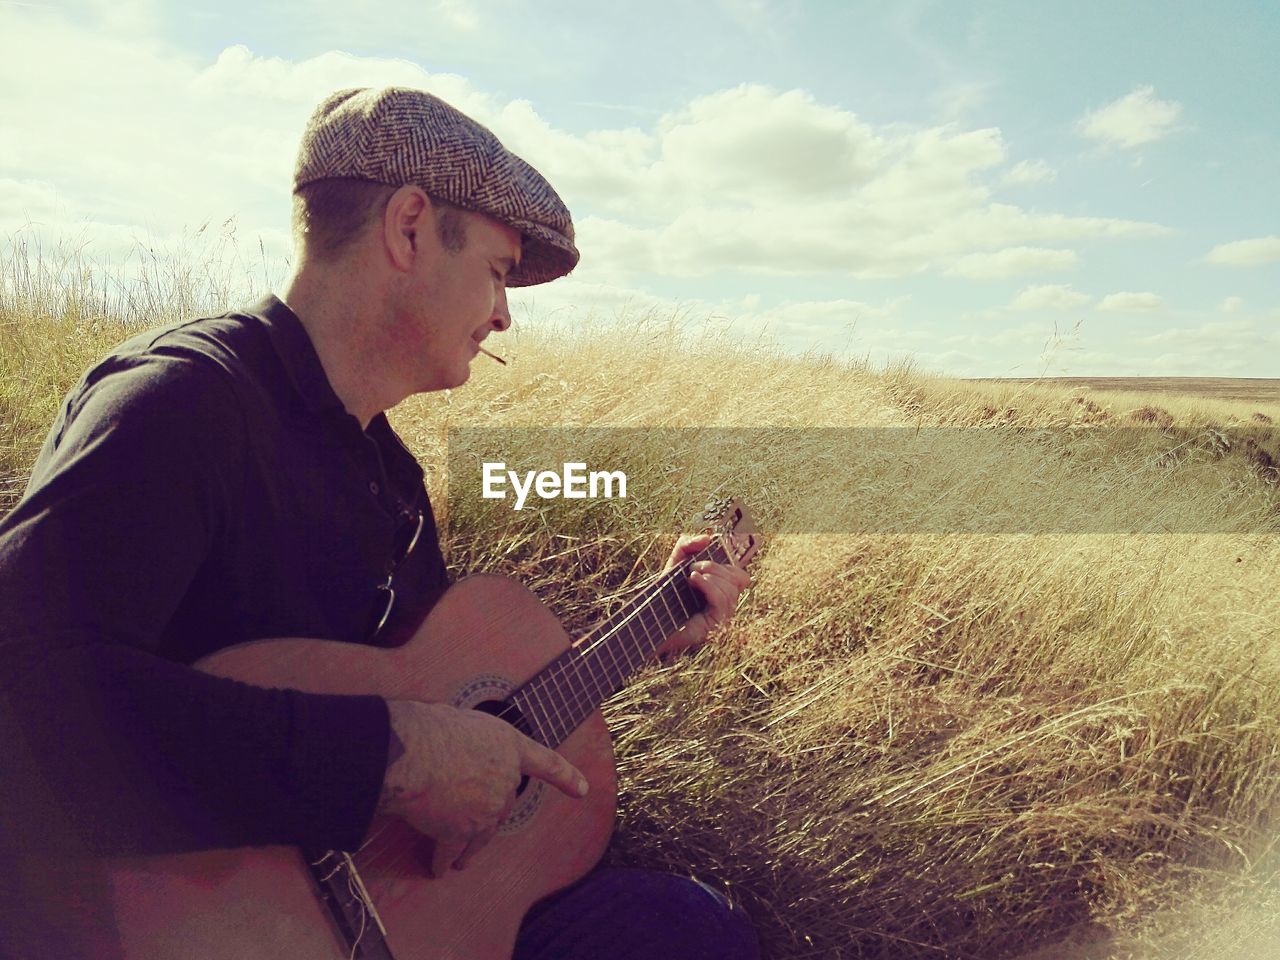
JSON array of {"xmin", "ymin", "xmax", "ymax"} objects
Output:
[{"xmin": 509, "ymin": 541, "xmax": 731, "ymax": 748}]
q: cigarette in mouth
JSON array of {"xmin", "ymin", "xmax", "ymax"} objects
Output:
[{"xmin": 477, "ymin": 345, "xmax": 507, "ymax": 365}]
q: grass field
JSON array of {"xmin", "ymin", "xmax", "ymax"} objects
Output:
[{"xmin": 3, "ymin": 246, "xmax": 1280, "ymax": 959}]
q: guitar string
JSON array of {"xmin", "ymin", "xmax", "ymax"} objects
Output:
[
  {"xmin": 344, "ymin": 869, "xmax": 369, "ymax": 960},
  {"xmin": 572, "ymin": 538, "xmax": 729, "ymax": 671},
  {"xmin": 513, "ymin": 552, "xmax": 704, "ymax": 744},
  {"xmin": 516, "ymin": 538, "xmax": 732, "ymax": 747},
  {"xmin": 493, "ymin": 565, "xmax": 690, "ymax": 747},
  {"xmin": 514, "ymin": 538, "xmax": 734, "ymax": 745},
  {"xmin": 555, "ymin": 541, "xmax": 720, "ymax": 684},
  {"xmin": 344, "ymin": 851, "xmax": 388, "ymax": 937}
]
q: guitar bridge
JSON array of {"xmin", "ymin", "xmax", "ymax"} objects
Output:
[{"xmin": 304, "ymin": 848, "xmax": 397, "ymax": 960}]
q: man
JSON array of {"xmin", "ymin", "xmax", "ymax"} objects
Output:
[{"xmin": 0, "ymin": 87, "xmax": 756, "ymax": 958}]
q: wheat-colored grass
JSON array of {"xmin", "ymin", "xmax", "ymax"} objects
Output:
[{"xmin": 3, "ymin": 243, "xmax": 1279, "ymax": 959}]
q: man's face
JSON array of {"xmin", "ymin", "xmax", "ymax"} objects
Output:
[{"xmin": 395, "ymin": 208, "xmax": 521, "ymax": 393}]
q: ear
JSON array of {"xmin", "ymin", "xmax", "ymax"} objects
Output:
[{"xmin": 382, "ymin": 185, "xmax": 432, "ymax": 273}]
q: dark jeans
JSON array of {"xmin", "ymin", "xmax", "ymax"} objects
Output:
[{"xmin": 514, "ymin": 867, "xmax": 761, "ymax": 960}]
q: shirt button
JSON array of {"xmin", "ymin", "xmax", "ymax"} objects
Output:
[{"xmin": 369, "ymin": 481, "xmax": 380, "ymax": 495}]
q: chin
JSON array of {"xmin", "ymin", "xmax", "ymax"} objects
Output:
[{"xmin": 420, "ymin": 366, "xmax": 470, "ymax": 394}]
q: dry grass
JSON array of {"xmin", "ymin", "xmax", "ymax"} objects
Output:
[
  {"xmin": 4, "ymin": 243, "xmax": 1280, "ymax": 959},
  {"xmin": 0, "ymin": 230, "xmax": 269, "ymax": 511}
]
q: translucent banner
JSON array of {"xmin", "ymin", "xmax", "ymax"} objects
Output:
[{"xmin": 445, "ymin": 427, "xmax": 1280, "ymax": 535}]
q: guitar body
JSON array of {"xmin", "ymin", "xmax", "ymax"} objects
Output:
[{"xmin": 105, "ymin": 575, "xmax": 617, "ymax": 960}]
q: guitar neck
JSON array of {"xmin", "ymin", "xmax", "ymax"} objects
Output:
[{"xmin": 509, "ymin": 541, "xmax": 731, "ymax": 749}]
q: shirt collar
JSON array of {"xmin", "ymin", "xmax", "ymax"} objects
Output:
[{"xmin": 252, "ymin": 294, "xmax": 347, "ymax": 415}]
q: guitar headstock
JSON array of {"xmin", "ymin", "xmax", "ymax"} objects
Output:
[{"xmin": 698, "ymin": 495, "xmax": 759, "ymax": 568}]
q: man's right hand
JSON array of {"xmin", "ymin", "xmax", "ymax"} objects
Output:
[{"xmin": 379, "ymin": 699, "xmax": 588, "ymax": 877}]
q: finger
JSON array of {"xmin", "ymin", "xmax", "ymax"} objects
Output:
[
  {"xmin": 708, "ymin": 575, "xmax": 748, "ymax": 625},
  {"xmin": 686, "ymin": 571, "xmax": 722, "ymax": 624},
  {"xmin": 694, "ymin": 559, "xmax": 752, "ymax": 591},
  {"xmin": 431, "ymin": 837, "xmax": 468, "ymax": 878},
  {"xmin": 700, "ymin": 562, "xmax": 752, "ymax": 601},
  {"xmin": 517, "ymin": 739, "xmax": 589, "ymax": 799},
  {"xmin": 454, "ymin": 825, "xmax": 498, "ymax": 870},
  {"xmin": 676, "ymin": 533, "xmax": 712, "ymax": 552},
  {"xmin": 667, "ymin": 534, "xmax": 712, "ymax": 569},
  {"xmin": 689, "ymin": 565, "xmax": 745, "ymax": 625}
]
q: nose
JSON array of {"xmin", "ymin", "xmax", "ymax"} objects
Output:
[{"xmin": 490, "ymin": 284, "xmax": 512, "ymax": 332}]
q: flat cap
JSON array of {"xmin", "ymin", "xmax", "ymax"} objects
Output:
[{"xmin": 294, "ymin": 87, "xmax": 578, "ymax": 286}]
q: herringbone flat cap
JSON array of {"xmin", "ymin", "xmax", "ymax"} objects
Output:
[{"xmin": 294, "ymin": 87, "xmax": 578, "ymax": 286}]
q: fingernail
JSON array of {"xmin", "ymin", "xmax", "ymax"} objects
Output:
[{"xmin": 577, "ymin": 775, "xmax": 589, "ymax": 796}]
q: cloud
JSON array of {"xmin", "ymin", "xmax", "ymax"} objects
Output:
[
  {"xmin": 650, "ymin": 85, "xmax": 888, "ymax": 201},
  {"xmin": 1003, "ymin": 159, "xmax": 1057, "ymax": 185},
  {"xmin": 0, "ymin": 23, "xmax": 420, "ymax": 232},
  {"xmin": 577, "ymin": 190, "xmax": 1165, "ymax": 284},
  {"xmin": 1133, "ymin": 319, "xmax": 1257, "ymax": 349},
  {"xmin": 0, "ymin": 10, "xmax": 526, "ymax": 246},
  {"xmin": 1076, "ymin": 86, "xmax": 1183, "ymax": 149},
  {"xmin": 561, "ymin": 98, "xmax": 1168, "ymax": 279},
  {"xmin": 1219, "ymin": 296, "xmax": 1244, "ymax": 313},
  {"xmin": 1139, "ymin": 321, "xmax": 1251, "ymax": 345},
  {"xmin": 0, "ymin": 13, "xmax": 1173, "ymax": 290},
  {"xmin": 1098, "ymin": 292, "xmax": 1164, "ymax": 312},
  {"xmin": 1028, "ymin": 316, "xmax": 1275, "ymax": 377},
  {"xmin": 946, "ymin": 246, "xmax": 1077, "ymax": 279},
  {"xmin": 1009, "ymin": 285, "xmax": 1092, "ymax": 311},
  {"xmin": 1205, "ymin": 236, "xmax": 1280, "ymax": 266},
  {"xmin": 576, "ymin": 201, "xmax": 1161, "ymax": 283}
]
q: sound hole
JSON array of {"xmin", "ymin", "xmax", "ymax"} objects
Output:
[{"xmin": 475, "ymin": 699, "xmax": 533, "ymax": 795}]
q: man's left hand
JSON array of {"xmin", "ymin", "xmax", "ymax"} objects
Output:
[{"xmin": 658, "ymin": 533, "xmax": 752, "ymax": 656}]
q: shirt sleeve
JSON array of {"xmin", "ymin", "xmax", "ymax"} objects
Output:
[{"xmin": 0, "ymin": 351, "xmax": 390, "ymax": 857}]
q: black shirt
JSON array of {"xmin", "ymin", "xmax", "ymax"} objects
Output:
[{"xmin": 0, "ymin": 295, "xmax": 449, "ymax": 857}]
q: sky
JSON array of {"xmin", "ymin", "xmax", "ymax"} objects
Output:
[{"xmin": 2, "ymin": 0, "xmax": 1278, "ymax": 377}]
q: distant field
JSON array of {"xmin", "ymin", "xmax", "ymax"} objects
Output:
[{"xmin": 972, "ymin": 376, "xmax": 1280, "ymax": 406}]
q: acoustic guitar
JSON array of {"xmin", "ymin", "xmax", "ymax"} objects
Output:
[{"xmin": 95, "ymin": 496, "xmax": 758, "ymax": 959}]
